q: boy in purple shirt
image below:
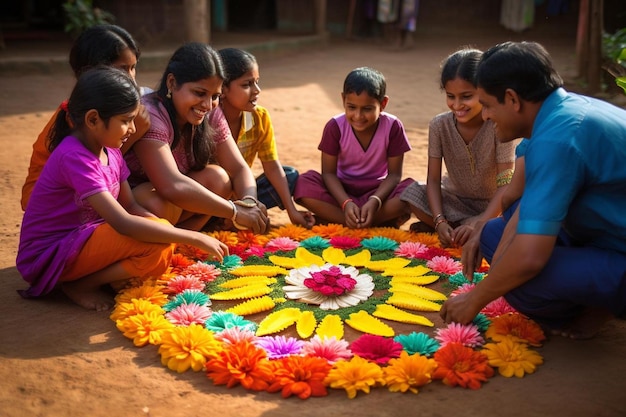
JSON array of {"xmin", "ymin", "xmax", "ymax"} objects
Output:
[{"xmin": 294, "ymin": 67, "xmax": 414, "ymax": 229}]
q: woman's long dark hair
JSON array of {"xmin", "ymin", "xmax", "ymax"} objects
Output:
[
  {"xmin": 154, "ymin": 42, "xmax": 226, "ymax": 169},
  {"xmin": 49, "ymin": 66, "xmax": 140, "ymax": 151}
]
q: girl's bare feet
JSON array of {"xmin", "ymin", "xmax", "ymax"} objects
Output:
[{"xmin": 62, "ymin": 281, "xmax": 114, "ymax": 311}]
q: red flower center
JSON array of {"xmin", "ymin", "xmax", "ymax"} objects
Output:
[{"xmin": 303, "ymin": 266, "xmax": 357, "ymax": 296}]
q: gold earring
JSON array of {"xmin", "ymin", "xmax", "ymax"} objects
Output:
[{"xmin": 166, "ymin": 89, "xmax": 172, "ymax": 99}]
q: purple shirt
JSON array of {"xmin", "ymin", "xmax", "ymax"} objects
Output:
[
  {"xmin": 17, "ymin": 136, "xmax": 129, "ymax": 297},
  {"xmin": 319, "ymin": 112, "xmax": 411, "ymax": 194}
]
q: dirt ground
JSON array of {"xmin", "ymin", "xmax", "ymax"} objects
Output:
[{"xmin": 1, "ymin": 16, "xmax": 626, "ymax": 417}]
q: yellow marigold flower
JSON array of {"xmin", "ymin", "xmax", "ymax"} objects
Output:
[
  {"xmin": 482, "ymin": 338, "xmax": 543, "ymax": 378},
  {"xmin": 383, "ymin": 351, "xmax": 437, "ymax": 394},
  {"xmin": 116, "ymin": 311, "xmax": 174, "ymax": 347},
  {"xmin": 110, "ymin": 298, "xmax": 164, "ymax": 322},
  {"xmin": 485, "ymin": 312, "xmax": 546, "ymax": 347},
  {"xmin": 324, "ymin": 356, "xmax": 385, "ymax": 399},
  {"xmin": 158, "ymin": 324, "xmax": 223, "ymax": 373},
  {"xmin": 115, "ymin": 284, "xmax": 169, "ymax": 306}
]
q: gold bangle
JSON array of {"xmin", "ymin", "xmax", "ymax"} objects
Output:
[
  {"xmin": 433, "ymin": 213, "xmax": 445, "ymax": 223},
  {"xmin": 234, "ymin": 199, "xmax": 257, "ymax": 209},
  {"xmin": 228, "ymin": 200, "xmax": 248, "ymax": 230}
]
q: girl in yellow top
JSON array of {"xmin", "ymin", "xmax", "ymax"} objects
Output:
[{"xmin": 217, "ymin": 48, "xmax": 314, "ymax": 228}]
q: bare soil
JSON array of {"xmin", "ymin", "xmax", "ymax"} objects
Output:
[{"xmin": 1, "ymin": 19, "xmax": 625, "ymax": 417}]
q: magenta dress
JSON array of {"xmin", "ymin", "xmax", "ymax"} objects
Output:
[{"xmin": 17, "ymin": 136, "xmax": 129, "ymax": 298}]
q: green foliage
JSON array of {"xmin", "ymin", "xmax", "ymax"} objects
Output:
[
  {"xmin": 62, "ymin": 0, "xmax": 115, "ymax": 37},
  {"xmin": 602, "ymin": 28, "xmax": 626, "ymax": 94}
]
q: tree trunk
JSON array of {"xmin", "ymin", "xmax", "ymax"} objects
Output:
[
  {"xmin": 183, "ymin": 0, "xmax": 211, "ymax": 43},
  {"xmin": 575, "ymin": 0, "xmax": 604, "ymax": 94},
  {"xmin": 314, "ymin": 0, "xmax": 327, "ymax": 35}
]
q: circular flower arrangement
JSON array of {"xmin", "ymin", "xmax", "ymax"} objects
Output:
[{"xmin": 111, "ymin": 224, "xmax": 546, "ymax": 399}]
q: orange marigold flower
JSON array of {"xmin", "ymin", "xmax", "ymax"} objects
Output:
[
  {"xmin": 235, "ymin": 230, "xmax": 270, "ymax": 249},
  {"xmin": 406, "ymin": 232, "xmax": 439, "ymax": 247},
  {"xmin": 433, "ymin": 342, "xmax": 494, "ymax": 389},
  {"xmin": 485, "ymin": 312, "xmax": 546, "ymax": 347},
  {"xmin": 383, "ymin": 351, "xmax": 437, "ymax": 394},
  {"xmin": 482, "ymin": 338, "xmax": 543, "ymax": 378},
  {"xmin": 342, "ymin": 228, "xmax": 371, "ymax": 240},
  {"xmin": 205, "ymin": 340, "xmax": 274, "ymax": 391},
  {"xmin": 169, "ymin": 253, "xmax": 195, "ymax": 274},
  {"xmin": 269, "ymin": 224, "xmax": 315, "ymax": 241},
  {"xmin": 207, "ymin": 230, "xmax": 240, "ymax": 247},
  {"xmin": 312, "ymin": 224, "xmax": 350, "ymax": 239},
  {"xmin": 368, "ymin": 227, "xmax": 412, "ymax": 244},
  {"xmin": 324, "ymin": 356, "xmax": 385, "ymax": 399},
  {"xmin": 175, "ymin": 243, "xmax": 209, "ymax": 261},
  {"xmin": 158, "ymin": 324, "xmax": 222, "ymax": 373},
  {"xmin": 267, "ymin": 355, "xmax": 332, "ymax": 399}
]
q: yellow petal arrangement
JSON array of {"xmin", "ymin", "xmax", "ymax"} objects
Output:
[
  {"xmin": 386, "ymin": 293, "xmax": 443, "ymax": 312},
  {"xmin": 256, "ymin": 307, "xmax": 302, "ymax": 336},
  {"xmin": 209, "ymin": 283, "xmax": 272, "ymax": 300},
  {"xmin": 296, "ymin": 310, "xmax": 317, "ymax": 338},
  {"xmin": 345, "ymin": 310, "xmax": 395, "ymax": 337},
  {"xmin": 316, "ymin": 314, "xmax": 344, "ymax": 340},
  {"xmin": 225, "ymin": 295, "xmax": 276, "ymax": 316},
  {"xmin": 218, "ymin": 275, "xmax": 277, "ymax": 289},
  {"xmin": 372, "ymin": 304, "xmax": 434, "ymax": 327}
]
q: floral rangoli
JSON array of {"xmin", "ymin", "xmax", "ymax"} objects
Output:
[{"xmin": 111, "ymin": 224, "xmax": 545, "ymax": 399}]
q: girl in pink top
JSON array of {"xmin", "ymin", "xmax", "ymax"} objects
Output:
[
  {"xmin": 17, "ymin": 67, "xmax": 227, "ymax": 311},
  {"xmin": 294, "ymin": 67, "xmax": 414, "ymax": 229}
]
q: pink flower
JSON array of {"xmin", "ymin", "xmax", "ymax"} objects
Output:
[
  {"xmin": 349, "ymin": 334, "xmax": 403, "ymax": 365},
  {"xmin": 426, "ymin": 256, "xmax": 462, "ymax": 274},
  {"xmin": 164, "ymin": 275, "xmax": 205, "ymax": 295},
  {"xmin": 481, "ymin": 296, "xmax": 518, "ymax": 318},
  {"xmin": 450, "ymin": 283, "xmax": 476, "ymax": 297},
  {"xmin": 214, "ymin": 327, "xmax": 258, "ymax": 345},
  {"xmin": 244, "ymin": 246, "xmax": 268, "ymax": 259},
  {"xmin": 165, "ymin": 303, "xmax": 212, "ymax": 326},
  {"xmin": 180, "ymin": 262, "xmax": 221, "ymax": 283},
  {"xmin": 435, "ymin": 322, "xmax": 485, "ymax": 348},
  {"xmin": 329, "ymin": 236, "xmax": 361, "ymax": 249},
  {"xmin": 303, "ymin": 266, "xmax": 357, "ymax": 296},
  {"xmin": 301, "ymin": 335, "xmax": 353, "ymax": 364},
  {"xmin": 265, "ymin": 237, "xmax": 300, "ymax": 252},
  {"xmin": 394, "ymin": 241, "xmax": 429, "ymax": 259}
]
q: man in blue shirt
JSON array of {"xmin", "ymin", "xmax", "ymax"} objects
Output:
[{"xmin": 441, "ymin": 41, "xmax": 626, "ymax": 339}]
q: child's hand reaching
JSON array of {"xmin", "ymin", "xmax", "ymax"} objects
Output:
[
  {"xmin": 288, "ymin": 209, "xmax": 316, "ymax": 229},
  {"xmin": 358, "ymin": 199, "xmax": 379, "ymax": 228},
  {"xmin": 196, "ymin": 234, "xmax": 229, "ymax": 262}
]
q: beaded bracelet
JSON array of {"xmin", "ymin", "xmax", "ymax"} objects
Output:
[
  {"xmin": 434, "ymin": 218, "xmax": 448, "ymax": 230},
  {"xmin": 368, "ymin": 195, "xmax": 383, "ymax": 211},
  {"xmin": 496, "ymin": 168, "xmax": 514, "ymax": 187},
  {"xmin": 341, "ymin": 198, "xmax": 354, "ymax": 211}
]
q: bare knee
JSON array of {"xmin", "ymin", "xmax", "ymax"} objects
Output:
[{"xmin": 189, "ymin": 165, "xmax": 232, "ymax": 198}]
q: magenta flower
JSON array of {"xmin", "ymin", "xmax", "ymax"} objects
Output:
[
  {"xmin": 481, "ymin": 296, "xmax": 518, "ymax": 318},
  {"xmin": 426, "ymin": 256, "xmax": 462, "ymax": 274},
  {"xmin": 301, "ymin": 335, "xmax": 353, "ymax": 364},
  {"xmin": 421, "ymin": 247, "xmax": 453, "ymax": 260},
  {"xmin": 255, "ymin": 335, "xmax": 305, "ymax": 359},
  {"xmin": 265, "ymin": 237, "xmax": 300, "ymax": 252},
  {"xmin": 303, "ymin": 265, "xmax": 357, "ymax": 296},
  {"xmin": 165, "ymin": 303, "xmax": 212, "ymax": 326},
  {"xmin": 349, "ymin": 334, "xmax": 403, "ymax": 365},
  {"xmin": 244, "ymin": 246, "xmax": 268, "ymax": 258},
  {"xmin": 329, "ymin": 236, "xmax": 361, "ymax": 249},
  {"xmin": 435, "ymin": 322, "xmax": 485, "ymax": 348},
  {"xmin": 394, "ymin": 241, "xmax": 429, "ymax": 259}
]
